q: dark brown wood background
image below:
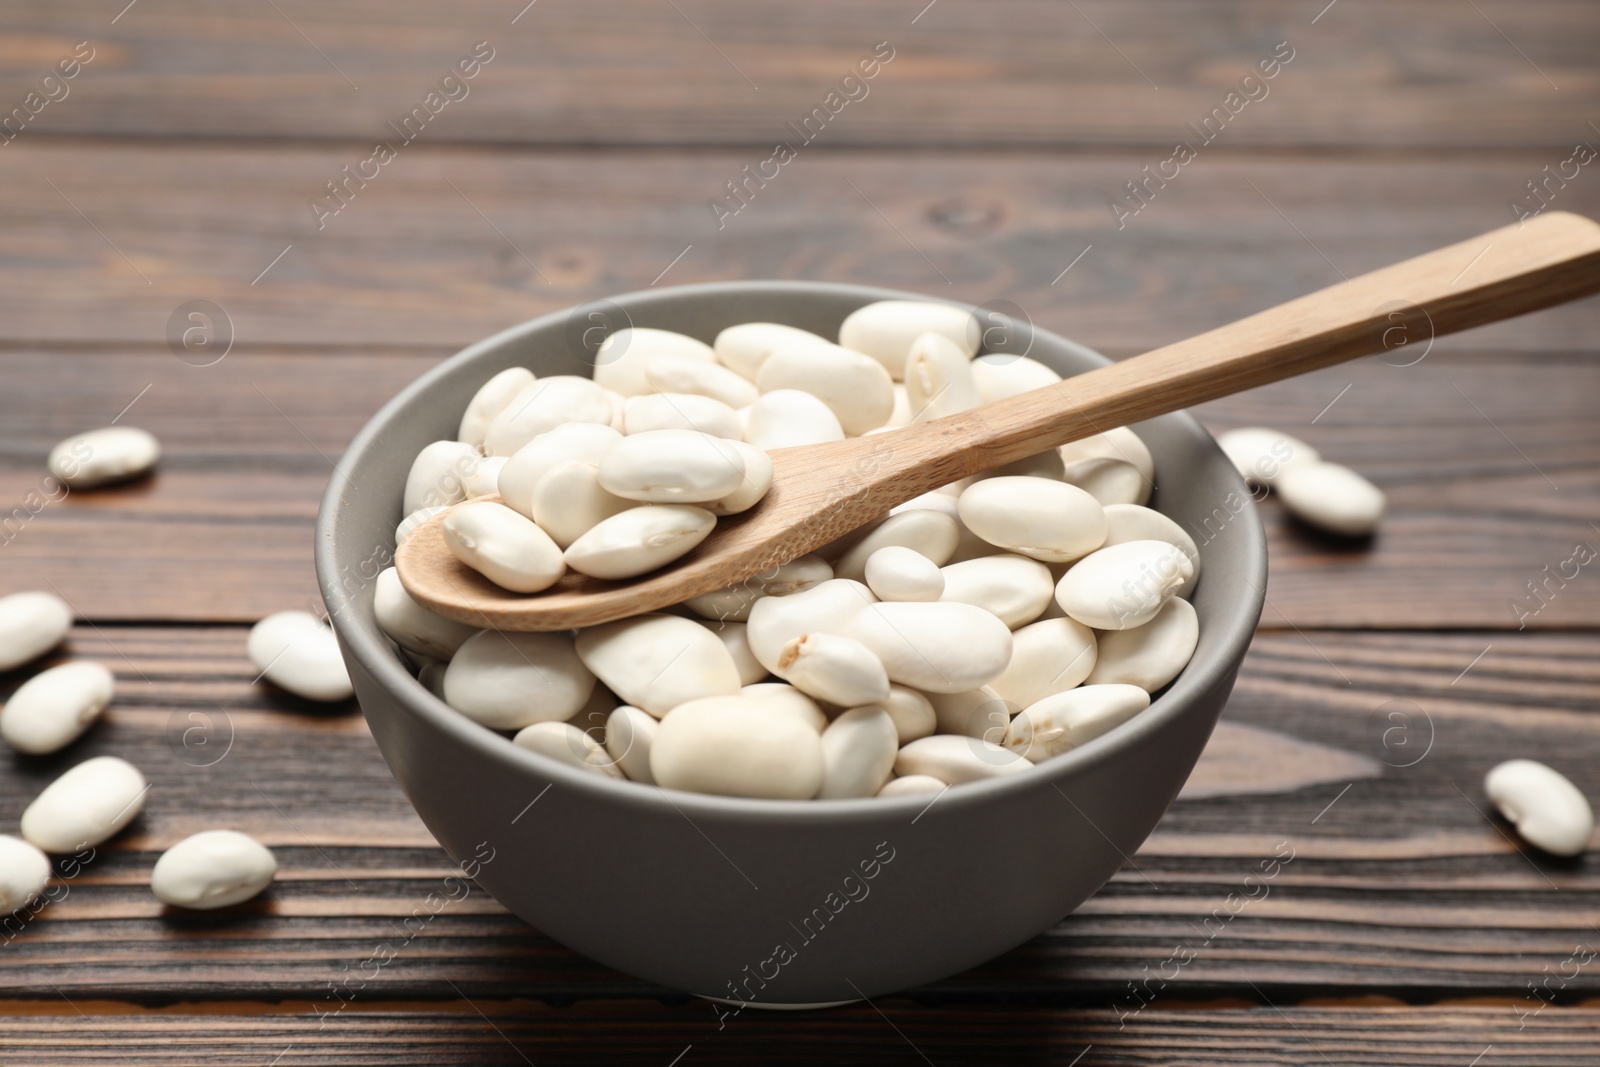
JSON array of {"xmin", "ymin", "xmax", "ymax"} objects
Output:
[{"xmin": 1, "ymin": 2, "xmax": 1597, "ymax": 1063}]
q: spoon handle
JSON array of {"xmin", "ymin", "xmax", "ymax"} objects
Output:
[{"xmin": 884, "ymin": 210, "xmax": 1600, "ymax": 483}]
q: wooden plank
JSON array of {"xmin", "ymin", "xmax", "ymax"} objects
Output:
[
  {"xmin": 1193, "ymin": 350, "xmax": 1600, "ymax": 630},
  {"xmin": 2, "ymin": 1, "xmax": 1596, "ymax": 148},
  {"xmin": 1, "ymin": 1004, "xmax": 1598, "ymax": 1066},
  {"xmin": 2, "ymin": 627, "xmax": 1595, "ymax": 1002},
  {"xmin": 0, "ymin": 350, "xmax": 435, "ymax": 623},
  {"xmin": 1, "ymin": 348, "xmax": 1595, "ymax": 627},
  {"xmin": 0, "ymin": 145, "xmax": 1597, "ymax": 353}
]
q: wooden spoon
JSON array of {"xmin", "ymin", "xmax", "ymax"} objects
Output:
[{"xmin": 398, "ymin": 211, "xmax": 1600, "ymax": 631}]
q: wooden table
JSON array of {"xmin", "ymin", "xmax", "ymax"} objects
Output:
[{"xmin": 2, "ymin": 2, "xmax": 1597, "ymax": 1062}]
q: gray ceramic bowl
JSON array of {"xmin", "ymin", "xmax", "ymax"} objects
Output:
[{"xmin": 315, "ymin": 281, "xmax": 1266, "ymax": 1005}]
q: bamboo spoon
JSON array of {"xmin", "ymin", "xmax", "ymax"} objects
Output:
[{"xmin": 397, "ymin": 210, "xmax": 1600, "ymax": 631}]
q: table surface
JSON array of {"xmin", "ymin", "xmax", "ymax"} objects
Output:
[{"xmin": 1, "ymin": 2, "xmax": 1597, "ymax": 1064}]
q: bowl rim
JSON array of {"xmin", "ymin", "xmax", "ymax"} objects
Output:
[{"xmin": 317, "ymin": 279, "xmax": 1267, "ymax": 825}]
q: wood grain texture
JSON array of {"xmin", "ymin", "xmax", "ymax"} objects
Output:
[
  {"xmin": 1, "ymin": 1, "xmax": 1595, "ymax": 149},
  {"xmin": 2, "ymin": 0, "xmax": 1596, "ymax": 1058},
  {"xmin": 2, "ymin": 349, "xmax": 1596, "ymax": 627},
  {"xmin": 0, "ymin": 144, "xmax": 1598, "ymax": 353},
  {"xmin": 2, "ymin": 1004, "xmax": 1597, "ymax": 1066},
  {"xmin": 2, "ymin": 627, "xmax": 1594, "ymax": 1004},
  {"xmin": 0, "ymin": 350, "xmax": 436, "ymax": 623}
]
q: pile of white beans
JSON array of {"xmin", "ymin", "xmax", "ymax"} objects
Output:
[
  {"xmin": 380, "ymin": 301, "xmax": 1208, "ymax": 801},
  {"xmin": 0, "ymin": 590, "xmax": 278, "ymax": 917},
  {"xmin": 0, "ymin": 431, "xmax": 277, "ymax": 919}
]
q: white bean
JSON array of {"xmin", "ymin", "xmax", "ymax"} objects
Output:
[
  {"xmin": 443, "ymin": 500, "xmax": 566, "ymax": 593},
  {"xmin": 594, "ymin": 328, "xmax": 716, "ymax": 398},
  {"xmin": 904, "ymin": 331, "xmax": 981, "ymax": 420},
  {"xmin": 818, "ymin": 706, "xmax": 899, "ymax": 799},
  {"xmin": 756, "ymin": 342, "xmax": 895, "ymax": 435},
  {"xmin": 703, "ymin": 441, "xmax": 773, "ymax": 516},
  {"xmin": 1274, "ymin": 461, "xmax": 1386, "ymax": 537},
  {"xmin": 878, "ymin": 685, "xmax": 936, "ymax": 743},
  {"xmin": 0, "ymin": 661, "xmax": 113, "ymax": 755},
  {"xmin": 971, "ymin": 353, "xmax": 1061, "ymax": 404},
  {"xmin": 0, "ymin": 591, "xmax": 72, "ymax": 672},
  {"xmin": 938, "ymin": 554, "xmax": 1055, "ymax": 628},
  {"xmin": 893, "ymin": 491, "xmax": 992, "ymax": 565},
  {"xmin": 564, "ymin": 680, "xmax": 618, "ymax": 736},
  {"xmin": 21, "ymin": 756, "xmax": 147, "ymax": 852},
  {"xmin": 746, "ymin": 578, "xmax": 875, "ymax": 675},
  {"xmin": 864, "ymin": 546, "xmax": 945, "ymax": 602},
  {"xmin": 1004, "ymin": 684, "xmax": 1150, "ymax": 762},
  {"xmin": 843, "ymin": 601, "xmax": 1012, "ymax": 694},
  {"xmin": 605, "ymin": 706, "xmax": 659, "ymax": 783},
  {"xmin": 1085, "ymin": 596, "xmax": 1199, "ymax": 690},
  {"xmin": 483, "ymin": 376, "xmax": 613, "ymax": 456},
  {"xmin": 1102, "ymin": 504, "xmax": 1200, "ymax": 598},
  {"xmin": 530, "ymin": 461, "xmax": 635, "ymax": 549},
  {"xmin": 395, "ymin": 505, "xmax": 447, "ymax": 545},
  {"xmin": 651, "ymin": 697, "xmax": 824, "ymax": 799},
  {"xmin": 926, "ymin": 686, "xmax": 1013, "ymax": 742},
  {"xmin": 1216, "ymin": 426, "xmax": 1319, "ymax": 487},
  {"xmin": 893, "ymin": 734, "xmax": 1031, "ymax": 784},
  {"xmin": 403, "ymin": 440, "xmax": 477, "ymax": 515},
  {"xmin": 563, "ymin": 504, "xmax": 716, "ymax": 580},
  {"xmin": 1055, "ymin": 540, "xmax": 1193, "ymax": 630},
  {"xmin": 877, "ymin": 774, "xmax": 947, "ymax": 797},
  {"xmin": 886, "ymin": 383, "xmax": 913, "ymax": 428},
  {"xmin": 645, "ymin": 356, "xmax": 760, "ymax": 408},
  {"xmin": 0, "ymin": 834, "xmax": 51, "ymax": 913},
  {"xmin": 497, "ymin": 424, "xmax": 623, "ymax": 519},
  {"xmin": 457, "ymin": 367, "xmax": 535, "ymax": 447},
  {"xmin": 442, "ymin": 630, "xmax": 596, "ymax": 729},
  {"xmin": 701, "ymin": 621, "xmax": 767, "ymax": 686},
  {"xmin": 991, "ymin": 617, "xmax": 1098, "ymax": 709},
  {"xmin": 713, "ymin": 322, "xmax": 830, "ymax": 382},
  {"xmin": 683, "ymin": 554, "xmax": 833, "ymax": 623},
  {"xmin": 461, "ymin": 455, "xmax": 507, "ymax": 499},
  {"xmin": 47, "ymin": 426, "xmax": 160, "ymax": 489},
  {"xmin": 739, "ymin": 683, "xmax": 827, "ymax": 733},
  {"xmin": 373, "ymin": 568, "xmax": 476, "ymax": 661},
  {"xmin": 576, "ymin": 614, "xmax": 741, "ymax": 717},
  {"xmin": 829, "ymin": 510, "xmax": 961, "ymax": 581},
  {"xmin": 514, "ymin": 721, "xmax": 624, "ymax": 778},
  {"xmin": 598, "ymin": 429, "xmax": 746, "ymax": 504},
  {"xmin": 838, "ymin": 301, "xmax": 978, "ymax": 380},
  {"xmin": 957, "ymin": 477, "xmax": 1107, "ymax": 563},
  {"xmin": 151, "ymin": 830, "xmax": 277, "ymax": 909},
  {"xmin": 1060, "ymin": 456, "xmax": 1150, "ymax": 507},
  {"xmin": 606, "ymin": 388, "xmax": 627, "ymax": 431},
  {"xmin": 1484, "ymin": 759, "xmax": 1593, "ymax": 857},
  {"xmin": 1059, "ymin": 427, "xmax": 1155, "ymax": 484},
  {"xmin": 973, "ymin": 449, "xmax": 1065, "ymax": 483},
  {"xmin": 742, "ymin": 389, "xmax": 846, "ymax": 451},
  {"xmin": 622, "ymin": 393, "xmax": 743, "ymax": 440},
  {"xmin": 896, "ymin": 489, "xmax": 953, "ymax": 518},
  {"xmin": 776, "ymin": 632, "xmax": 891, "ymax": 707},
  {"xmin": 247, "ymin": 611, "xmax": 353, "ymax": 702},
  {"xmin": 418, "ymin": 659, "xmax": 448, "ymax": 699}
]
